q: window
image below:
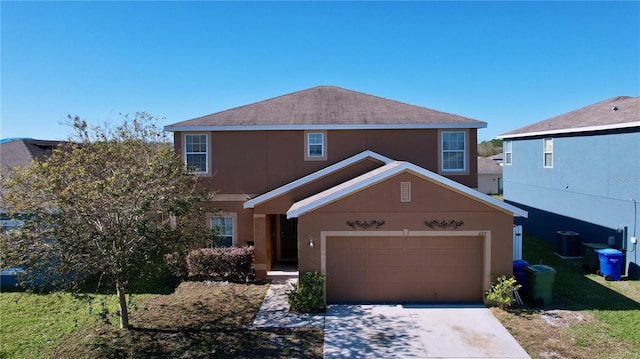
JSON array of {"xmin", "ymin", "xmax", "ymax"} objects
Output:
[
  {"xmin": 210, "ymin": 216, "xmax": 234, "ymax": 247},
  {"xmin": 185, "ymin": 134, "xmax": 208, "ymax": 173},
  {"xmin": 504, "ymin": 140, "xmax": 512, "ymax": 165},
  {"xmin": 543, "ymin": 138, "xmax": 553, "ymax": 168},
  {"xmin": 441, "ymin": 131, "xmax": 466, "ymax": 172},
  {"xmin": 305, "ymin": 131, "xmax": 327, "ymax": 160},
  {"xmin": 308, "ymin": 133, "xmax": 324, "ymax": 157}
]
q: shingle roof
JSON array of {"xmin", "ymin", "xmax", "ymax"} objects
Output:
[
  {"xmin": 477, "ymin": 155, "xmax": 503, "ymax": 174},
  {"xmin": 0, "ymin": 139, "xmax": 63, "ymax": 170},
  {"xmin": 165, "ymin": 86, "xmax": 486, "ymax": 131},
  {"xmin": 498, "ymin": 96, "xmax": 640, "ymax": 139}
]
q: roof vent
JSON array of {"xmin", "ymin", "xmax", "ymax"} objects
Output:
[
  {"xmin": 400, "ymin": 182, "xmax": 411, "ymax": 203},
  {"xmin": 612, "ymin": 106, "xmax": 618, "ymax": 112}
]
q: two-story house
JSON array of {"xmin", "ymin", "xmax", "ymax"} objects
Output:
[
  {"xmin": 165, "ymin": 86, "xmax": 527, "ymax": 303},
  {"xmin": 498, "ymin": 96, "xmax": 639, "ymax": 279}
]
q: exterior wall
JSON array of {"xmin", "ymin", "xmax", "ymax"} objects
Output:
[
  {"xmin": 201, "ymin": 200, "xmax": 255, "ymax": 247},
  {"xmin": 174, "ymin": 128, "xmax": 479, "ymax": 196},
  {"xmin": 296, "ymin": 172, "xmax": 515, "ymax": 280},
  {"xmin": 253, "ymin": 158, "xmax": 385, "ymax": 214},
  {"xmin": 478, "ymin": 173, "xmax": 501, "ymax": 195},
  {"xmin": 503, "ymin": 129, "xmax": 640, "ymax": 276}
]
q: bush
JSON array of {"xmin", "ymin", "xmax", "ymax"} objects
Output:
[
  {"xmin": 287, "ymin": 271, "xmax": 325, "ymax": 313},
  {"xmin": 485, "ymin": 275, "xmax": 522, "ymax": 309},
  {"xmin": 186, "ymin": 246, "xmax": 254, "ymax": 283}
]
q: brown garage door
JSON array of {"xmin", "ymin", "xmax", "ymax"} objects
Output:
[{"xmin": 326, "ymin": 236, "xmax": 484, "ymax": 303}]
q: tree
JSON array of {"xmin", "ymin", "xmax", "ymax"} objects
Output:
[
  {"xmin": 0, "ymin": 113, "xmax": 210, "ymax": 329},
  {"xmin": 477, "ymin": 139, "xmax": 503, "ymax": 157}
]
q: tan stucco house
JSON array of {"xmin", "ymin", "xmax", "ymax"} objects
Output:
[{"xmin": 165, "ymin": 86, "xmax": 527, "ymax": 303}]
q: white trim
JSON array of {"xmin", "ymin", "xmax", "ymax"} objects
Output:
[
  {"xmin": 183, "ymin": 133, "xmax": 209, "ymax": 174},
  {"xmin": 320, "ymin": 230, "xmax": 492, "ymax": 297},
  {"xmin": 543, "ymin": 138, "xmax": 553, "ymax": 168},
  {"xmin": 497, "ymin": 121, "xmax": 640, "ymax": 139},
  {"xmin": 243, "ymin": 150, "xmax": 394, "ymax": 209},
  {"xmin": 286, "ymin": 161, "xmax": 528, "ymax": 218},
  {"xmin": 165, "ymin": 123, "xmax": 487, "ymax": 132},
  {"xmin": 209, "ymin": 212, "xmax": 237, "ymax": 247},
  {"xmin": 504, "ymin": 140, "xmax": 512, "ymax": 166},
  {"xmin": 440, "ymin": 130, "xmax": 467, "ymax": 172}
]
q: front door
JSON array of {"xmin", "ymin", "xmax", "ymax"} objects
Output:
[{"xmin": 278, "ymin": 215, "xmax": 298, "ymax": 262}]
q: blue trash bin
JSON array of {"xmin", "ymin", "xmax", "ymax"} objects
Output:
[
  {"xmin": 595, "ymin": 248, "xmax": 623, "ymax": 281},
  {"xmin": 513, "ymin": 260, "xmax": 529, "ymax": 291}
]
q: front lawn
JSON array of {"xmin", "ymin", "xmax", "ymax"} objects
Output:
[
  {"xmin": 1, "ymin": 282, "xmax": 323, "ymax": 358},
  {"xmin": 492, "ymin": 234, "xmax": 640, "ymax": 359}
]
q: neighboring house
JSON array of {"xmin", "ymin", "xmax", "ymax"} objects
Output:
[
  {"xmin": 0, "ymin": 138, "xmax": 63, "ymax": 233},
  {"xmin": 477, "ymin": 153, "xmax": 503, "ymax": 195},
  {"xmin": 165, "ymin": 86, "xmax": 527, "ymax": 303},
  {"xmin": 498, "ymin": 96, "xmax": 640, "ymax": 278}
]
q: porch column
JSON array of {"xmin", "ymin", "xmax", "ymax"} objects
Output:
[{"xmin": 253, "ymin": 214, "xmax": 268, "ymax": 279}]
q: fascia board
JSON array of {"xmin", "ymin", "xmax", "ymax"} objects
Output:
[
  {"xmin": 287, "ymin": 161, "xmax": 528, "ymax": 219},
  {"xmin": 286, "ymin": 162, "xmax": 405, "ymax": 218},
  {"xmin": 243, "ymin": 150, "xmax": 394, "ymax": 209},
  {"xmin": 164, "ymin": 123, "xmax": 487, "ymax": 132},
  {"xmin": 497, "ymin": 121, "xmax": 640, "ymax": 139}
]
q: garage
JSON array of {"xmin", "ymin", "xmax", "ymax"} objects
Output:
[
  {"xmin": 288, "ymin": 161, "xmax": 528, "ymax": 305},
  {"xmin": 325, "ymin": 234, "xmax": 485, "ymax": 303}
]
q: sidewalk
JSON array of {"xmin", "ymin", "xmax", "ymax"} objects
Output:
[{"xmin": 252, "ymin": 270, "xmax": 325, "ymax": 328}]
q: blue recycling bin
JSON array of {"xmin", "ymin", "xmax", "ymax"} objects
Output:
[
  {"xmin": 513, "ymin": 260, "xmax": 529, "ymax": 291},
  {"xmin": 596, "ymin": 248, "xmax": 623, "ymax": 281}
]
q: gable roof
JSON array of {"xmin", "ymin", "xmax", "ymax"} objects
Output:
[
  {"xmin": 0, "ymin": 139, "xmax": 63, "ymax": 171},
  {"xmin": 286, "ymin": 161, "xmax": 528, "ymax": 218},
  {"xmin": 243, "ymin": 150, "xmax": 393, "ymax": 209},
  {"xmin": 165, "ymin": 86, "xmax": 487, "ymax": 131},
  {"xmin": 498, "ymin": 96, "xmax": 640, "ymax": 139},
  {"xmin": 477, "ymin": 155, "xmax": 503, "ymax": 174}
]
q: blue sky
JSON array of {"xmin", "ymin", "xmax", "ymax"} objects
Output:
[{"xmin": 1, "ymin": 1, "xmax": 639, "ymax": 142}]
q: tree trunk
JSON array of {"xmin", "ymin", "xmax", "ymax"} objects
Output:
[{"xmin": 116, "ymin": 282, "xmax": 129, "ymax": 330}]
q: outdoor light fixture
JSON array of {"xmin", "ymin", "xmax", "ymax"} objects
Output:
[{"xmin": 309, "ymin": 238, "xmax": 315, "ymax": 248}]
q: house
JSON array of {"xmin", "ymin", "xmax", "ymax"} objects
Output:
[
  {"xmin": 165, "ymin": 86, "xmax": 527, "ymax": 302},
  {"xmin": 498, "ymin": 96, "xmax": 640, "ymax": 279},
  {"xmin": 0, "ymin": 138, "xmax": 63, "ymax": 232},
  {"xmin": 477, "ymin": 153, "xmax": 503, "ymax": 195}
]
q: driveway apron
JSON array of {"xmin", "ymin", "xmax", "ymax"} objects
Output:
[{"xmin": 323, "ymin": 304, "xmax": 531, "ymax": 359}]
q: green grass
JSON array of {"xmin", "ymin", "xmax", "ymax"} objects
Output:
[
  {"xmin": 1, "ymin": 282, "xmax": 323, "ymax": 358},
  {"xmin": 492, "ymin": 233, "xmax": 640, "ymax": 358},
  {"xmin": 0, "ymin": 292, "xmax": 103, "ymax": 358}
]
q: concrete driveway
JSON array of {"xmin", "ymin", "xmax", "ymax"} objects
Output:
[{"xmin": 324, "ymin": 304, "xmax": 531, "ymax": 359}]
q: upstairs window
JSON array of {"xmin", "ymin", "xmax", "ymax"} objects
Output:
[
  {"xmin": 504, "ymin": 140, "xmax": 512, "ymax": 165},
  {"xmin": 543, "ymin": 138, "xmax": 553, "ymax": 168},
  {"xmin": 210, "ymin": 216, "xmax": 234, "ymax": 247},
  {"xmin": 185, "ymin": 134, "xmax": 208, "ymax": 173},
  {"xmin": 305, "ymin": 131, "xmax": 327, "ymax": 160},
  {"xmin": 441, "ymin": 131, "xmax": 466, "ymax": 172}
]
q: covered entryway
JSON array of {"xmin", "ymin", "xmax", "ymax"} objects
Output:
[
  {"xmin": 323, "ymin": 231, "xmax": 488, "ymax": 303},
  {"xmin": 278, "ymin": 215, "xmax": 298, "ymax": 263}
]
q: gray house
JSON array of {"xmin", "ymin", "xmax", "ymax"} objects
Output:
[
  {"xmin": 498, "ymin": 96, "xmax": 640, "ymax": 278},
  {"xmin": 0, "ymin": 138, "xmax": 63, "ymax": 232}
]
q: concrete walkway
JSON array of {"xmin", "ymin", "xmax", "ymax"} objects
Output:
[
  {"xmin": 252, "ymin": 271, "xmax": 324, "ymax": 328},
  {"xmin": 252, "ymin": 272, "xmax": 530, "ymax": 358}
]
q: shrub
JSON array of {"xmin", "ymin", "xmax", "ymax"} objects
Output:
[
  {"xmin": 165, "ymin": 251, "xmax": 188, "ymax": 279},
  {"xmin": 485, "ymin": 274, "xmax": 522, "ymax": 309},
  {"xmin": 287, "ymin": 271, "xmax": 325, "ymax": 313},
  {"xmin": 186, "ymin": 246, "xmax": 254, "ymax": 282}
]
